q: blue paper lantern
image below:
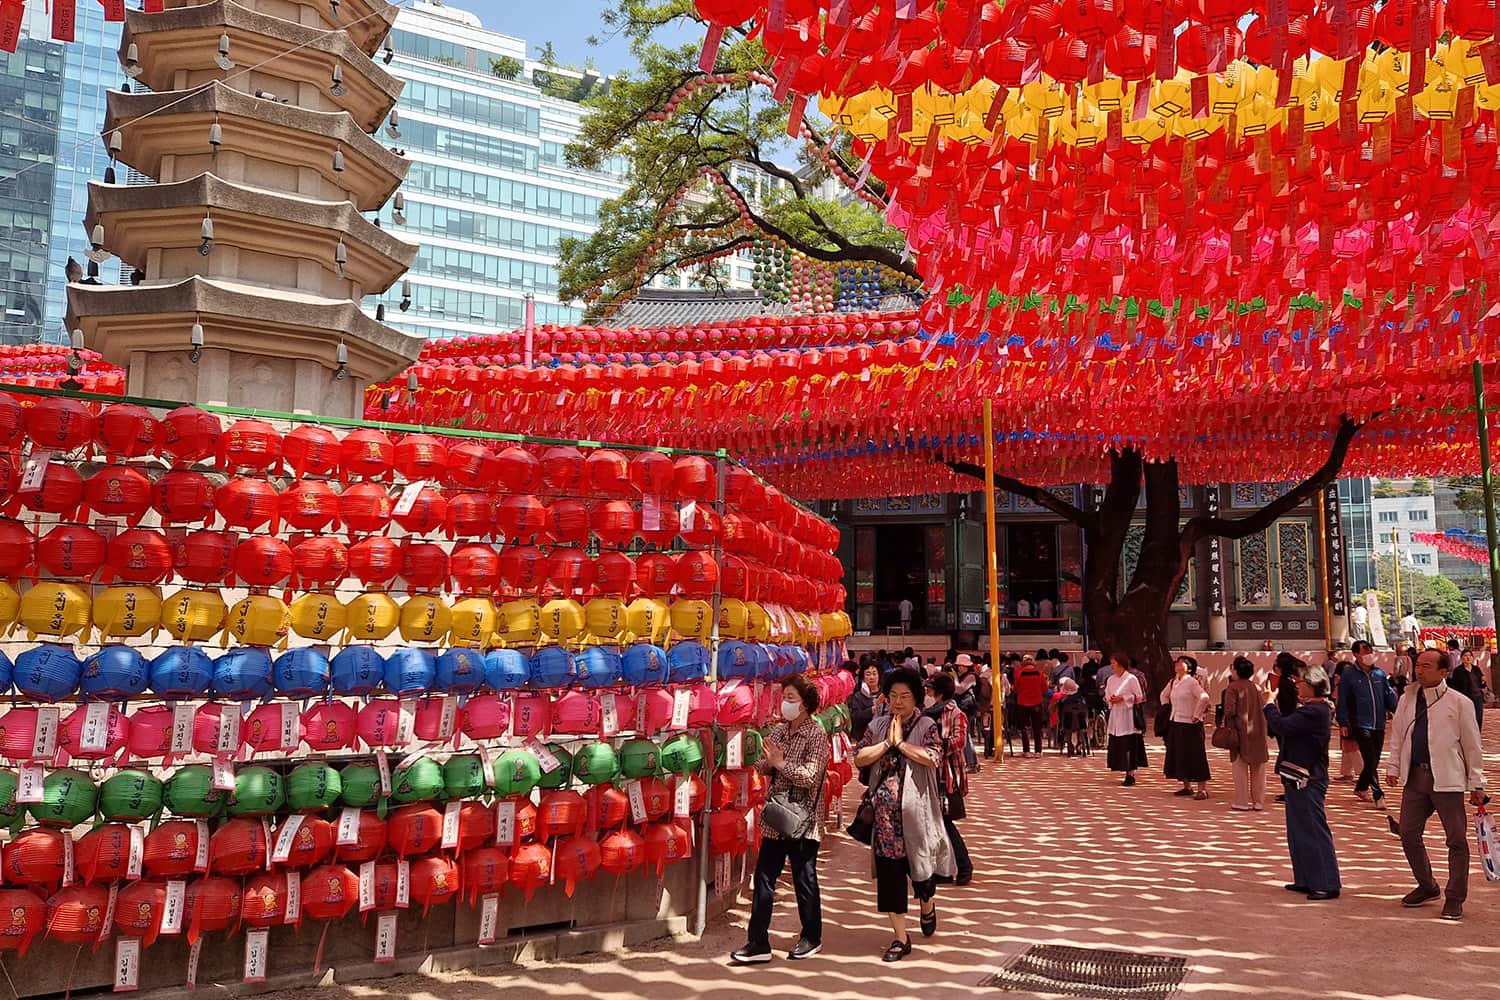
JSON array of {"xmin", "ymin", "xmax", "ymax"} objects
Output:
[
  {"xmin": 621, "ymin": 644, "xmax": 669, "ymax": 686},
  {"xmin": 149, "ymin": 646, "xmax": 212, "ymax": 699},
  {"xmin": 14, "ymin": 644, "xmax": 82, "ymax": 701},
  {"xmin": 330, "ymin": 646, "xmax": 384, "ymax": 696},
  {"xmin": 384, "ymin": 648, "xmax": 435, "ymax": 696},
  {"xmin": 273, "ymin": 647, "xmax": 330, "ymax": 698},
  {"xmin": 212, "ymin": 647, "xmax": 273, "ymax": 701},
  {"xmin": 81, "ymin": 645, "xmax": 148, "ymax": 699},
  {"xmin": 483, "ymin": 648, "xmax": 529, "ymax": 690},
  {"xmin": 435, "ymin": 648, "xmax": 484, "ymax": 695},
  {"xmin": 667, "ymin": 642, "xmax": 710, "ymax": 684},
  {"xmin": 576, "ymin": 647, "xmax": 621, "ymax": 689},
  {"xmin": 529, "ymin": 646, "xmax": 575, "ymax": 688}
]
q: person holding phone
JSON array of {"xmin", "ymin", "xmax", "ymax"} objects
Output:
[
  {"xmin": 1265, "ymin": 663, "xmax": 1341, "ymax": 901},
  {"xmin": 851, "ymin": 667, "xmax": 955, "ymax": 962}
]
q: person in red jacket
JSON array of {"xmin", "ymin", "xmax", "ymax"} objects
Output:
[{"xmin": 1013, "ymin": 654, "xmax": 1048, "ymax": 757}]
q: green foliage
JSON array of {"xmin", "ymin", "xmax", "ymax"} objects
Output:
[
  {"xmin": 1374, "ymin": 477, "xmax": 1436, "ymax": 498},
  {"xmin": 489, "ymin": 55, "xmax": 523, "ymax": 80},
  {"xmin": 1369, "ymin": 555, "xmax": 1472, "ymax": 626},
  {"xmin": 1449, "ymin": 474, "xmax": 1489, "ymax": 518},
  {"xmin": 558, "ymin": 0, "xmax": 913, "ymax": 317}
]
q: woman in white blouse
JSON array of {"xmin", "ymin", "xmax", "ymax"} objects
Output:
[
  {"xmin": 1160, "ymin": 655, "xmax": 1213, "ymax": 799},
  {"xmin": 1104, "ymin": 653, "xmax": 1147, "ymax": 786}
]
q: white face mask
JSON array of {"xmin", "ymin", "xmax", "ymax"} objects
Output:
[
  {"xmin": 781, "ymin": 699, "xmax": 802, "ymax": 722},
  {"xmin": 1359, "ymin": 654, "xmax": 1376, "ymax": 667}
]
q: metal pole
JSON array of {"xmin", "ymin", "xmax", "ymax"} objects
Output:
[
  {"xmin": 1392, "ymin": 527, "xmax": 1402, "ymax": 621},
  {"xmin": 983, "ymin": 399, "xmax": 1004, "ymax": 763},
  {"xmin": 1316, "ymin": 489, "xmax": 1333, "ymax": 647},
  {"xmin": 692, "ymin": 452, "xmax": 729, "ymax": 938},
  {"xmin": 1473, "ymin": 362, "xmax": 1500, "ymax": 644},
  {"xmin": 523, "ymin": 292, "xmax": 535, "ymax": 368}
]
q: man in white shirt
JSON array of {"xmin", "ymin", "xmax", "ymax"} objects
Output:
[
  {"xmin": 1400, "ymin": 612, "xmax": 1422, "ymax": 646},
  {"xmin": 1038, "ymin": 597, "xmax": 1054, "ymax": 619},
  {"xmin": 898, "ymin": 598, "xmax": 913, "ymax": 633},
  {"xmin": 1385, "ymin": 649, "xmax": 1486, "ymax": 921},
  {"xmin": 1016, "ymin": 598, "xmax": 1031, "ymax": 619}
]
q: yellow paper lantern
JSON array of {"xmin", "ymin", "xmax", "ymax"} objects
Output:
[
  {"xmin": 289, "ymin": 592, "xmax": 346, "ymax": 642},
  {"xmin": 94, "ymin": 585, "xmax": 162, "ymax": 640},
  {"xmin": 625, "ymin": 597, "xmax": 670, "ymax": 645},
  {"xmin": 19, "ymin": 582, "xmax": 91, "ymax": 640},
  {"xmin": 583, "ymin": 597, "xmax": 627, "ymax": 641},
  {"xmin": 497, "ymin": 598, "xmax": 542, "ymax": 646},
  {"xmin": 744, "ymin": 602, "xmax": 772, "ymax": 642},
  {"xmin": 718, "ymin": 598, "xmax": 750, "ymax": 640},
  {"xmin": 448, "ymin": 597, "xmax": 497, "ymax": 648},
  {"xmin": 400, "ymin": 594, "xmax": 452, "ymax": 644},
  {"xmin": 669, "ymin": 599, "xmax": 713, "ymax": 640},
  {"xmin": 159, "ymin": 588, "xmax": 227, "ymax": 643},
  {"xmin": 0, "ymin": 581, "xmax": 18, "ymax": 633},
  {"xmin": 344, "ymin": 592, "xmax": 400, "ymax": 641},
  {"xmin": 226, "ymin": 593, "xmax": 288, "ymax": 646},
  {"xmin": 539, "ymin": 599, "xmax": 585, "ymax": 643}
]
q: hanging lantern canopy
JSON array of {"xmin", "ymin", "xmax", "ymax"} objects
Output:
[
  {"xmin": 25, "ymin": 396, "xmax": 95, "ymax": 452},
  {"xmin": 36, "ymin": 524, "xmax": 107, "ymax": 580}
]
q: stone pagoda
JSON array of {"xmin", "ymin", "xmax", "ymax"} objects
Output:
[{"xmin": 66, "ymin": 0, "xmax": 421, "ymax": 417}]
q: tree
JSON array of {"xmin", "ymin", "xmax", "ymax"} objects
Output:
[
  {"xmin": 946, "ymin": 418, "xmax": 1364, "ymax": 689},
  {"xmin": 489, "ymin": 55, "xmax": 523, "ymax": 80},
  {"xmin": 1450, "ymin": 474, "xmax": 1489, "ymax": 518},
  {"xmin": 1366, "ymin": 556, "xmax": 1472, "ymax": 627},
  {"xmin": 559, "ymin": 0, "xmax": 916, "ymax": 318}
]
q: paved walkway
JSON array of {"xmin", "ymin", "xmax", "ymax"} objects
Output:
[{"xmin": 271, "ymin": 721, "xmax": 1500, "ymax": 1000}]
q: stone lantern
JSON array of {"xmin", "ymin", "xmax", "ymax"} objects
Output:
[{"xmin": 66, "ymin": 0, "xmax": 421, "ymax": 417}]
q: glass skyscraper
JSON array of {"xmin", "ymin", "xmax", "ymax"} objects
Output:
[{"xmin": 372, "ymin": 0, "xmax": 630, "ymax": 340}]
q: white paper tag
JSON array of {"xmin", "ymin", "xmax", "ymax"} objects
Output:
[
  {"xmin": 609, "ymin": 388, "xmax": 622, "ymax": 407},
  {"xmin": 641, "ymin": 495, "xmax": 661, "ymax": 532},
  {"xmin": 634, "ymin": 695, "xmax": 648, "ymax": 735},
  {"xmin": 627, "ymin": 780, "xmax": 647, "ymax": 825},
  {"xmin": 670, "ymin": 690, "xmax": 692, "ymax": 731},
  {"xmin": 160, "ymin": 879, "xmax": 186, "ymax": 935},
  {"xmin": 375, "ymin": 750, "xmax": 392, "ymax": 795},
  {"xmin": 212, "ymin": 756, "xmax": 235, "ymax": 792},
  {"xmin": 193, "ymin": 820, "xmax": 210, "ymax": 872},
  {"xmin": 100, "ymin": 883, "xmax": 118, "ymax": 944},
  {"xmin": 528, "ymin": 740, "xmax": 561, "ymax": 774},
  {"xmin": 62, "ymin": 832, "xmax": 75, "ymax": 886},
  {"xmin": 279, "ymin": 703, "xmax": 299, "ymax": 752},
  {"xmin": 600, "ymin": 696, "xmax": 619, "ymax": 736},
  {"xmin": 494, "ymin": 800, "xmax": 516, "ymax": 846},
  {"xmin": 393, "ymin": 480, "xmax": 427, "ymax": 518},
  {"xmin": 170, "ymin": 705, "xmax": 194, "ymax": 755},
  {"xmin": 33, "ymin": 707, "xmax": 59, "ymax": 760},
  {"xmin": 673, "ymin": 779, "xmax": 692, "ymax": 819},
  {"xmin": 20, "ymin": 451, "xmax": 54, "ymax": 493},
  {"xmin": 680, "ymin": 501, "xmax": 696, "ymax": 532},
  {"xmin": 243, "ymin": 928, "xmax": 269, "ymax": 982},
  {"xmin": 715, "ymin": 853, "xmax": 732, "ymax": 894},
  {"xmin": 395, "ymin": 858, "xmax": 410, "ymax": 909},
  {"xmin": 186, "ymin": 939, "xmax": 202, "ymax": 988},
  {"xmin": 337, "ymin": 807, "xmax": 362, "ymax": 846},
  {"xmin": 126, "ymin": 826, "xmax": 144, "ymax": 880},
  {"xmin": 374, "ymin": 911, "xmax": 398, "ymax": 962},
  {"xmin": 215, "ymin": 704, "xmax": 241, "ymax": 755},
  {"xmin": 284, "ymin": 872, "xmax": 301, "ymax": 925},
  {"xmin": 81, "ymin": 702, "xmax": 111, "ymax": 752},
  {"xmin": 477, "ymin": 893, "xmax": 499, "ymax": 945},
  {"xmin": 17, "ymin": 763, "xmax": 44, "ymax": 804},
  {"xmin": 272, "ymin": 814, "xmax": 305, "ymax": 864},
  {"xmin": 396, "ymin": 699, "xmax": 416, "ymax": 745},
  {"xmin": 113, "ymin": 936, "xmax": 140, "ymax": 992},
  {"xmin": 441, "ymin": 800, "xmax": 461, "ymax": 850},
  {"xmin": 260, "ymin": 818, "xmax": 273, "ymax": 870},
  {"xmin": 437, "ymin": 696, "xmax": 457, "ymax": 740},
  {"xmin": 726, "ymin": 729, "xmax": 744, "ymax": 769},
  {"xmin": 831, "ymin": 733, "xmax": 847, "ymax": 764},
  {"xmin": 359, "ymin": 861, "xmax": 376, "ymax": 912},
  {"xmin": 478, "ymin": 746, "xmax": 494, "ymax": 788}
]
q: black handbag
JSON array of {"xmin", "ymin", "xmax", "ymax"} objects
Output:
[
  {"xmin": 763, "ymin": 769, "xmax": 825, "ymax": 839},
  {"xmin": 1131, "ymin": 703, "xmax": 1146, "ymax": 733},
  {"xmin": 1154, "ymin": 680, "xmax": 1174, "ymax": 738},
  {"xmin": 944, "ymin": 791, "xmax": 967, "ymax": 821},
  {"xmin": 845, "ymin": 793, "xmax": 876, "ymax": 844}
]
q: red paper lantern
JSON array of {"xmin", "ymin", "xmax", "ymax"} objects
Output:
[
  {"xmin": 240, "ymin": 871, "xmax": 288, "ymax": 927},
  {"xmin": 709, "ymin": 810, "xmax": 752, "ymax": 856},
  {"xmin": 19, "ymin": 463, "xmax": 83, "ymax": 516},
  {"xmin": 678, "ymin": 504, "xmax": 719, "ymax": 546},
  {"xmin": 400, "ymin": 542, "xmax": 449, "ymax": 590},
  {"xmin": 636, "ymin": 552, "xmax": 677, "ymax": 597},
  {"xmin": 540, "ymin": 446, "xmax": 584, "ymax": 491},
  {"xmin": 554, "ymin": 835, "xmax": 601, "ymax": 896},
  {"xmin": 333, "ymin": 810, "xmax": 387, "ymax": 863},
  {"xmin": 549, "ymin": 498, "xmax": 590, "ymax": 543},
  {"xmin": 445, "ymin": 441, "xmax": 499, "ymax": 488},
  {"xmin": 176, "ymin": 529, "xmax": 236, "ymax": 584},
  {"xmin": 451, "ymin": 543, "xmax": 499, "ymax": 592},
  {"xmin": 395, "ymin": 433, "xmax": 449, "ymax": 481},
  {"xmin": 499, "ymin": 545, "xmax": 545, "ymax": 591},
  {"xmin": 83, "ymin": 466, "xmax": 153, "ymax": 523},
  {"xmin": 216, "ymin": 477, "xmax": 280, "ymax": 532},
  {"xmin": 37, "ymin": 524, "xmax": 107, "ymax": 579},
  {"xmin": 585, "ymin": 449, "xmax": 631, "ymax": 496},
  {"xmin": 544, "ymin": 548, "xmax": 589, "ymax": 595},
  {"xmin": 460, "ymin": 847, "xmax": 508, "ymax": 903},
  {"xmin": 283, "ymin": 425, "xmax": 340, "ymax": 477},
  {"xmin": 0, "ymin": 394, "xmax": 21, "ymax": 448},
  {"xmin": 408, "ymin": 855, "xmax": 459, "ymax": 913},
  {"xmin": 113, "ymin": 879, "xmax": 166, "ymax": 945},
  {"xmin": 3, "ymin": 830, "xmax": 66, "ymax": 890},
  {"xmin": 673, "ymin": 456, "xmax": 715, "ymax": 501},
  {"xmin": 0, "ymin": 889, "xmax": 46, "ymax": 954},
  {"xmin": 591, "ymin": 500, "xmax": 637, "ymax": 547},
  {"xmin": 585, "ymin": 784, "xmax": 630, "ymax": 830},
  {"xmin": 280, "ymin": 479, "xmax": 341, "ymax": 532},
  {"xmin": 444, "ymin": 492, "xmax": 494, "ymax": 538},
  {"xmin": 638, "ymin": 504, "xmax": 679, "ymax": 548},
  {"xmin": 293, "ymin": 536, "xmax": 349, "ymax": 588},
  {"xmin": 45, "ymin": 885, "xmax": 111, "ymax": 945},
  {"xmin": 75, "ymin": 823, "xmax": 134, "ymax": 884},
  {"xmin": 393, "ymin": 486, "xmax": 448, "ymax": 535},
  {"xmin": 629, "ymin": 451, "xmax": 674, "ymax": 495},
  {"xmin": 591, "ymin": 551, "xmax": 635, "ymax": 596},
  {"xmin": 184, "ymin": 877, "xmax": 242, "ymax": 940},
  {"xmin": 25, "ymin": 396, "xmax": 95, "ymax": 452},
  {"xmin": 300, "ymin": 864, "xmax": 358, "ymax": 922},
  {"xmin": 301, "ymin": 700, "xmax": 356, "ymax": 752},
  {"xmin": 210, "ymin": 818, "xmax": 270, "ymax": 875},
  {"xmin": 495, "ymin": 446, "xmax": 541, "ymax": 492},
  {"xmin": 219, "ymin": 419, "xmax": 283, "ymax": 474},
  {"xmin": 159, "ymin": 406, "xmax": 221, "ymax": 464},
  {"xmin": 642, "ymin": 821, "xmax": 690, "ymax": 874},
  {"xmin": 152, "ymin": 470, "xmax": 216, "ymax": 524},
  {"xmin": 340, "ymin": 428, "xmax": 394, "ymax": 480},
  {"xmin": 340, "ymin": 482, "xmax": 393, "ymax": 534},
  {"xmin": 234, "ymin": 536, "xmax": 294, "ymax": 588},
  {"xmin": 96, "ymin": 403, "xmax": 158, "ymax": 460},
  {"xmin": 536, "ymin": 790, "xmax": 587, "ymax": 841},
  {"xmin": 348, "ymin": 536, "xmax": 401, "ymax": 587},
  {"xmin": 106, "ymin": 527, "xmax": 174, "ymax": 583},
  {"xmin": 143, "ymin": 819, "xmax": 203, "ymax": 878},
  {"xmin": 0, "ymin": 519, "xmax": 31, "ymax": 577},
  {"xmin": 455, "ymin": 800, "xmax": 494, "ymax": 851},
  {"xmin": 675, "ymin": 550, "xmax": 719, "ymax": 598},
  {"xmin": 497, "ymin": 494, "xmax": 548, "ymax": 540},
  {"xmin": 509, "ymin": 842, "xmax": 551, "ymax": 900},
  {"xmin": 599, "ymin": 828, "xmax": 645, "ymax": 876},
  {"xmin": 387, "ymin": 804, "xmax": 444, "ymax": 856}
]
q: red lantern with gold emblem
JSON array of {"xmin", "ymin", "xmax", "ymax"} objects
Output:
[
  {"xmin": 408, "ymin": 855, "xmax": 459, "ymax": 913},
  {"xmin": 96, "ymin": 403, "xmax": 158, "ymax": 461},
  {"xmin": 280, "ymin": 479, "xmax": 341, "ymax": 532},
  {"xmin": 82, "ymin": 466, "xmax": 153, "ymax": 524},
  {"xmin": 348, "ymin": 536, "xmax": 401, "ymax": 587},
  {"xmin": 45, "ymin": 884, "xmax": 111, "ymax": 946},
  {"xmin": 159, "ymin": 407, "xmax": 221, "ymax": 465},
  {"xmin": 216, "ymin": 477, "xmax": 280, "ymax": 532},
  {"xmin": 339, "ymin": 428, "xmax": 394, "ymax": 481},
  {"xmin": 105, "ymin": 527, "xmax": 174, "ymax": 584},
  {"xmin": 340, "ymin": 482, "xmax": 393, "ymax": 534},
  {"xmin": 293, "ymin": 537, "xmax": 348, "ymax": 589},
  {"xmin": 240, "ymin": 871, "xmax": 288, "ymax": 928},
  {"xmin": 0, "ymin": 889, "xmax": 46, "ymax": 955},
  {"xmin": 300, "ymin": 864, "xmax": 358, "ymax": 922},
  {"xmin": 394, "ymin": 433, "xmax": 449, "ymax": 482},
  {"xmin": 219, "ymin": 419, "xmax": 282, "ymax": 474}
]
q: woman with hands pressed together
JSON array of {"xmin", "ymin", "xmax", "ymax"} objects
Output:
[{"xmin": 851, "ymin": 667, "xmax": 956, "ymax": 962}]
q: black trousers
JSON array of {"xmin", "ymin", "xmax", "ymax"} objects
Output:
[
  {"xmin": 874, "ymin": 854, "xmax": 936, "ymax": 914},
  {"xmin": 747, "ymin": 836, "xmax": 822, "ymax": 949},
  {"xmin": 1017, "ymin": 704, "xmax": 1044, "ymax": 753},
  {"xmin": 1350, "ymin": 727, "xmax": 1386, "ymax": 801}
]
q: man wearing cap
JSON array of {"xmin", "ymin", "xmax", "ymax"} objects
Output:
[{"xmin": 1385, "ymin": 648, "xmax": 1486, "ymax": 921}]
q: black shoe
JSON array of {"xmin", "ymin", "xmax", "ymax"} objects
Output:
[
  {"xmin": 1402, "ymin": 885, "xmax": 1441, "ymax": 907},
  {"xmin": 1442, "ymin": 899, "xmax": 1464, "ymax": 921},
  {"xmin": 955, "ymin": 870, "xmax": 973, "ymax": 886},
  {"xmin": 1274, "ymin": 794, "xmax": 1285, "ymax": 802},
  {"xmin": 1283, "ymin": 883, "xmax": 1309, "ymax": 893},
  {"xmin": 1306, "ymin": 890, "xmax": 1340, "ymax": 901},
  {"xmin": 920, "ymin": 904, "xmax": 937, "ymax": 937},
  {"xmin": 788, "ymin": 939, "xmax": 822, "ymax": 960},
  {"xmin": 1388, "ymin": 815, "xmax": 1402, "ymax": 837},
  {"xmin": 1123, "ymin": 774, "xmax": 1137, "ymax": 787},
  {"xmin": 1173, "ymin": 787, "xmax": 1194, "ymax": 797},
  {"xmin": 731, "ymin": 944, "xmax": 773, "ymax": 964},
  {"xmin": 882, "ymin": 938, "xmax": 912, "ymax": 962}
]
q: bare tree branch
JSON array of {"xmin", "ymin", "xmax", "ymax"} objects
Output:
[{"xmin": 944, "ymin": 460, "xmax": 1090, "ymax": 527}]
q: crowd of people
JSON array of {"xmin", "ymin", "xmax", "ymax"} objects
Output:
[{"xmin": 731, "ymin": 640, "xmax": 1491, "ymax": 966}]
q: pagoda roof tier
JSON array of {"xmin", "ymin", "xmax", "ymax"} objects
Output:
[
  {"xmin": 122, "ymin": 0, "xmax": 401, "ymax": 132},
  {"xmin": 155, "ymin": 0, "xmax": 397, "ymax": 58},
  {"xmin": 104, "ymin": 84, "xmax": 407, "ymax": 211},
  {"xmin": 86, "ymin": 173, "xmax": 416, "ymax": 296},
  {"xmin": 67, "ymin": 274, "xmax": 421, "ymax": 379}
]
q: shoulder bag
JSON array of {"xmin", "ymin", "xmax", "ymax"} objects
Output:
[
  {"xmin": 762, "ymin": 765, "xmax": 826, "ymax": 840},
  {"xmin": 1211, "ymin": 687, "xmax": 1241, "ymax": 751}
]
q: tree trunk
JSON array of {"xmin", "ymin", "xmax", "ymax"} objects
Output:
[{"xmin": 1087, "ymin": 555, "xmax": 1178, "ymax": 694}]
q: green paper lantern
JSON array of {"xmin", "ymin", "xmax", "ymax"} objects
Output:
[
  {"xmin": 442, "ymin": 754, "xmax": 486, "ymax": 800},
  {"xmin": 228, "ymin": 765, "xmax": 284, "ymax": 817},
  {"xmin": 391, "ymin": 757, "xmax": 444, "ymax": 804},
  {"xmin": 571, "ymin": 742, "xmax": 618, "ymax": 785},
  {"xmin": 0, "ymin": 770, "xmax": 23, "ymax": 831},
  {"xmin": 659, "ymin": 734, "xmax": 704, "ymax": 775},
  {"xmin": 287, "ymin": 763, "xmax": 342, "ymax": 813},
  {"xmin": 99, "ymin": 769, "xmax": 163, "ymax": 822},
  {"xmin": 618, "ymin": 739, "xmax": 660, "ymax": 779},
  {"xmin": 30, "ymin": 768, "xmax": 98, "ymax": 828},
  {"xmin": 491, "ymin": 750, "xmax": 540, "ymax": 797},
  {"xmin": 339, "ymin": 762, "xmax": 384, "ymax": 808},
  {"xmin": 534, "ymin": 744, "xmax": 573, "ymax": 790},
  {"xmin": 163, "ymin": 765, "xmax": 225, "ymax": 818},
  {"xmin": 713, "ymin": 728, "xmax": 763, "ymax": 769}
]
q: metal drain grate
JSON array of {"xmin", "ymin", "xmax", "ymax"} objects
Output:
[{"xmin": 978, "ymin": 945, "xmax": 1188, "ymax": 998}]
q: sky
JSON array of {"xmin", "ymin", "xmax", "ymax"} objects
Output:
[{"xmin": 457, "ymin": 0, "xmax": 658, "ymax": 74}]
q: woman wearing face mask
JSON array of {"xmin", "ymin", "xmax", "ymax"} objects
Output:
[
  {"xmin": 732, "ymin": 674, "xmax": 832, "ymax": 964},
  {"xmin": 848, "ymin": 662, "xmax": 884, "ymax": 742}
]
